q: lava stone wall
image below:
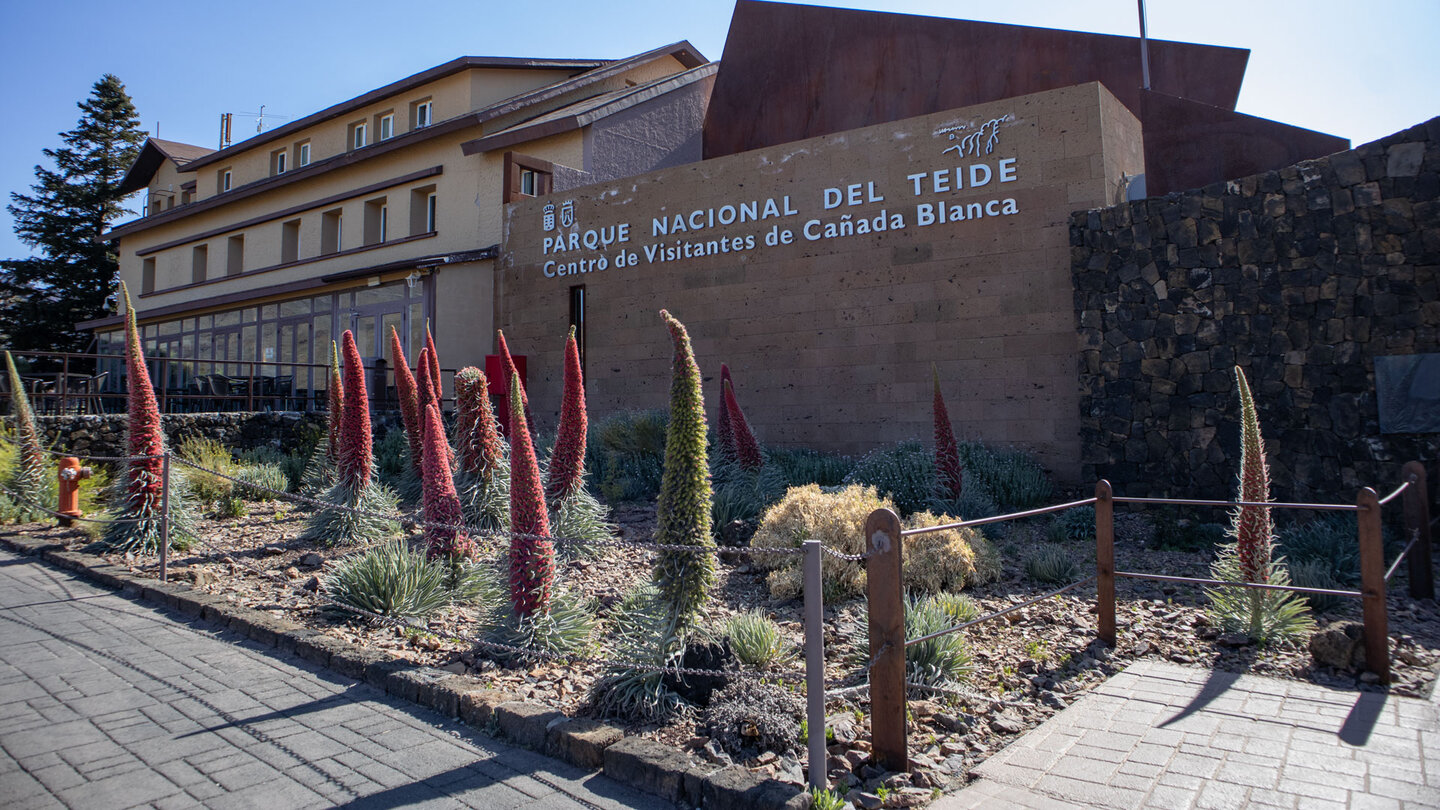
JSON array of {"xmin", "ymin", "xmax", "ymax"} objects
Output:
[
  {"xmin": 1072, "ymin": 117, "xmax": 1440, "ymax": 502},
  {"xmin": 32, "ymin": 412, "xmax": 330, "ymax": 460}
]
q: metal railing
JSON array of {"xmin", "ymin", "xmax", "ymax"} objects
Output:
[
  {"xmin": 2, "ymin": 350, "xmax": 457, "ymax": 415},
  {"xmin": 860, "ymin": 462, "xmax": 1434, "ymax": 772}
]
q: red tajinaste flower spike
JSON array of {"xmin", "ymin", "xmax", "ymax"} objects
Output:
[
  {"xmin": 120, "ymin": 282, "xmax": 165, "ymax": 506},
  {"xmin": 416, "ymin": 347, "xmax": 435, "ymax": 410},
  {"xmin": 1232, "ymin": 366, "xmax": 1273, "ymax": 584},
  {"xmin": 723, "ymin": 378, "xmax": 763, "ymax": 471},
  {"xmin": 421, "ymin": 402, "xmax": 473, "ymax": 560},
  {"xmin": 546, "ymin": 326, "xmax": 588, "ymax": 502},
  {"xmin": 425, "ymin": 323, "xmax": 442, "ymax": 403},
  {"xmin": 507, "ymin": 371, "xmax": 553, "ymax": 616},
  {"xmin": 932, "ymin": 364, "xmax": 963, "ymax": 501},
  {"xmin": 327, "ymin": 342, "xmax": 344, "ymax": 464},
  {"xmin": 496, "ymin": 330, "xmax": 533, "ymax": 435},
  {"xmin": 454, "ymin": 367, "xmax": 502, "ymax": 478},
  {"xmin": 390, "ymin": 327, "xmax": 423, "ymax": 474},
  {"xmin": 337, "ymin": 330, "xmax": 373, "ymax": 489},
  {"xmin": 716, "ymin": 363, "xmax": 736, "ymax": 460}
]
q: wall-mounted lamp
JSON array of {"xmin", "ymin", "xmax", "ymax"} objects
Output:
[{"xmin": 406, "ymin": 270, "xmax": 422, "ymax": 289}]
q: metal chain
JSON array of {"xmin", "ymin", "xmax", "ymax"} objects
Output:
[{"xmin": 0, "ymin": 479, "xmax": 148, "ymax": 526}]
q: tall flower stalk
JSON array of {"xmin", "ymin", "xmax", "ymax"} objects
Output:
[
  {"xmin": 421, "ymin": 402, "xmax": 472, "ymax": 560},
  {"xmin": 390, "ymin": 326, "xmax": 423, "ymax": 475},
  {"xmin": 453, "ymin": 367, "xmax": 509, "ymax": 532},
  {"xmin": 722, "ymin": 377, "xmax": 763, "ymax": 471},
  {"xmin": 303, "ymin": 330, "xmax": 398, "ymax": 544},
  {"xmin": 715, "ymin": 363, "xmax": 735, "ymax": 461},
  {"xmin": 100, "ymin": 283, "xmax": 194, "ymax": 554},
  {"xmin": 4, "ymin": 350, "xmax": 49, "ymax": 518},
  {"xmin": 507, "ymin": 372, "xmax": 554, "ymax": 617},
  {"xmin": 496, "ymin": 330, "xmax": 532, "ymax": 435},
  {"xmin": 326, "ymin": 342, "xmax": 344, "ymax": 464},
  {"xmin": 417, "ymin": 347, "xmax": 436, "ymax": 410},
  {"xmin": 425, "ymin": 324, "xmax": 442, "ymax": 404},
  {"xmin": 547, "ymin": 327, "xmax": 588, "ymax": 502},
  {"xmin": 653, "ymin": 310, "xmax": 716, "ymax": 631},
  {"xmin": 1206, "ymin": 365, "xmax": 1313, "ymax": 643},
  {"xmin": 932, "ymin": 365, "xmax": 963, "ymax": 502}
]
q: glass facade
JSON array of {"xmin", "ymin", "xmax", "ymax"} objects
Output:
[{"xmin": 96, "ymin": 277, "xmax": 430, "ymax": 410}]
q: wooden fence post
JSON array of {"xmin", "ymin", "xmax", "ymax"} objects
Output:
[
  {"xmin": 864, "ymin": 507, "xmax": 907, "ymax": 774},
  {"xmin": 1095, "ymin": 480, "xmax": 1116, "ymax": 647},
  {"xmin": 1401, "ymin": 461, "xmax": 1433, "ymax": 600},
  {"xmin": 1357, "ymin": 486, "xmax": 1388, "ymax": 685}
]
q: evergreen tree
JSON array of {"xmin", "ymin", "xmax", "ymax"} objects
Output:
[{"xmin": 3, "ymin": 75, "xmax": 145, "ymax": 352}]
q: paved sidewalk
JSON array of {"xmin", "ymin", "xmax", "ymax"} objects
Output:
[
  {"xmin": 0, "ymin": 547, "xmax": 672, "ymax": 809},
  {"xmin": 936, "ymin": 658, "xmax": 1439, "ymax": 809}
]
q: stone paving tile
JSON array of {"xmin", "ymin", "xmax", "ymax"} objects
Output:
[
  {"xmin": 940, "ymin": 660, "xmax": 1439, "ymax": 809},
  {"xmin": 0, "ymin": 548, "xmax": 672, "ymax": 810}
]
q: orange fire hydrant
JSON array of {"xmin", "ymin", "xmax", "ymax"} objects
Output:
[{"xmin": 57, "ymin": 457, "xmax": 92, "ymax": 527}]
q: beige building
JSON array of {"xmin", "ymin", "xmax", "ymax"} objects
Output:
[{"xmin": 93, "ymin": 43, "xmax": 712, "ymax": 405}]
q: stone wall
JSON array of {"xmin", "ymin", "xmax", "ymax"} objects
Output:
[
  {"xmin": 32, "ymin": 412, "xmax": 331, "ymax": 461},
  {"xmin": 1072, "ymin": 118, "xmax": 1439, "ymax": 502}
]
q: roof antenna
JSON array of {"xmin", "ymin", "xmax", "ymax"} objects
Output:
[{"xmin": 1138, "ymin": 0, "xmax": 1152, "ymax": 91}]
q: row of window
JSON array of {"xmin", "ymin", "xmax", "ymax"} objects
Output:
[
  {"xmin": 209, "ymin": 100, "xmax": 434, "ymax": 196},
  {"xmin": 139, "ymin": 186, "xmax": 438, "ymax": 294}
]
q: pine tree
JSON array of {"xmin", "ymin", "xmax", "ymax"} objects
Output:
[{"xmin": 2, "ymin": 75, "xmax": 145, "ymax": 352}]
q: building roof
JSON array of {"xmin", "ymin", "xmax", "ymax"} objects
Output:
[
  {"xmin": 179, "ymin": 55, "xmax": 613, "ymax": 173},
  {"xmin": 107, "ymin": 42, "xmax": 707, "ymax": 240},
  {"xmin": 461, "ymin": 62, "xmax": 718, "ymax": 155},
  {"xmin": 118, "ymin": 138, "xmax": 216, "ymax": 195}
]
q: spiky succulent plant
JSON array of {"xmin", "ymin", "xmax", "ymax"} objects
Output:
[
  {"xmin": 722, "ymin": 377, "xmax": 763, "ymax": 471},
  {"xmin": 715, "ymin": 363, "xmax": 735, "ymax": 461},
  {"xmin": 4, "ymin": 350, "xmax": 49, "ymax": 519},
  {"xmin": 390, "ymin": 326, "xmax": 423, "ymax": 475},
  {"xmin": 932, "ymin": 364, "xmax": 963, "ymax": 501},
  {"xmin": 496, "ymin": 330, "xmax": 533, "ymax": 436},
  {"xmin": 653, "ymin": 310, "xmax": 716, "ymax": 632},
  {"xmin": 452, "ymin": 367, "xmax": 509, "ymax": 532},
  {"xmin": 507, "ymin": 372, "xmax": 554, "ymax": 616},
  {"xmin": 421, "ymin": 402, "xmax": 472, "ymax": 560}
]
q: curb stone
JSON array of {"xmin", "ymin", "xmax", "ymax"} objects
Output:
[{"xmin": 0, "ymin": 528, "xmax": 807, "ymax": 810}]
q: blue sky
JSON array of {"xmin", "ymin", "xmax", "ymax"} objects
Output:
[{"xmin": 2, "ymin": 0, "xmax": 1437, "ymax": 262}]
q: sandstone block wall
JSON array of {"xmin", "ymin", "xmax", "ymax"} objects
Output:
[{"xmin": 1072, "ymin": 118, "xmax": 1439, "ymax": 502}]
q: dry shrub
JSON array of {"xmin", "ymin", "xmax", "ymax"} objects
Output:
[{"xmin": 753, "ymin": 484, "xmax": 999, "ymax": 601}]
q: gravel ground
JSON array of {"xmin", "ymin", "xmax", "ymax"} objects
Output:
[{"xmin": 9, "ymin": 497, "xmax": 1438, "ymax": 804}]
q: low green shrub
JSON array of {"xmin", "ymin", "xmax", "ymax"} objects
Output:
[
  {"xmin": 957, "ymin": 441, "xmax": 1052, "ymax": 512},
  {"xmin": 1151, "ymin": 509, "xmax": 1229, "ymax": 552},
  {"xmin": 1276, "ymin": 515, "xmax": 1363, "ymax": 585},
  {"xmin": 724, "ymin": 610, "xmax": 789, "ymax": 668},
  {"xmin": 842, "ymin": 440, "xmax": 933, "ymax": 516},
  {"xmin": 1048, "ymin": 505, "xmax": 1096, "ymax": 543},
  {"xmin": 215, "ymin": 495, "xmax": 248, "ymax": 519},
  {"xmin": 322, "ymin": 539, "xmax": 451, "ymax": 621},
  {"xmin": 586, "ymin": 410, "xmax": 668, "ymax": 502},
  {"xmin": 931, "ymin": 591, "xmax": 982, "ymax": 625},
  {"xmin": 1287, "ymin": 559, "xmax": 1345, "ymax": 613},
  {"xmin": 178, "ymin": 437, "xmax": 238, "ymax": 504},
  {"xmin": 486, "ymin": 587, "xmax": 595, "ymax": 657},
  {"xmin": 235, "ymin": 463, "xmax": 289, "ymax": 502},
  {"xmin": 766, "ymin": 446, "xmax": 854, "ymax": 487},
  {"xmin": 1025, "ymin": 544, "xmax": 1081, "ymax": 584},
  {"xmin": 903, "ymin": 593, "xmax": 974, "ymax": 688}
]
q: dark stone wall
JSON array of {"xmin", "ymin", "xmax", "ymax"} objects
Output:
[
  {"xmin": 32, "ymin": 412, "xmax": 330, "ymax": 461},
  {"xmin": 1072, "ymin": 118, "xmax": 1440, "ymax": 503}
]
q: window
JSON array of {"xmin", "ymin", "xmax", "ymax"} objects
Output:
[
  {"xmin": 297, "ymin": 141, "xmax": 311, "ymax": 167},
  {"xmin": 181, "ymin": 188, "xmax": 194, "ymax": 205},
  {"xmin": 378, "ymin": 113, "xmax": 394, "ymax": 141},
  {"xmin": 281, "ymin": 219, "xmax": 301, "ymax": 263},
  {"xmin": 149, "ymin": 195, "xmax": 163, "ymax": 216},
  {"xmin": 410, "ymin": 185, "xmax": 437, "ymax": 235},
  {"xmin": 218, "ymin": 168, "xmax": 233, "ymax": 193},
  {"xmin": 364, "ymin": 197, "xmax": 388, "ymax": 245},
  {"xmin": 350, "ymin": 122, "xmax": 368, "ymax": 150},
  {"xmin": 272, "ymin": 148, "xmax": 288, "ymax": 175},
  {"xmin": 141, "ymin": 258, "xmax": 156, "ymax": 294},
  {"xmin": 502, "ymin": 152, "xmax": 553, "ymax": 202},
  {"xmin": 411, "ymin": 99, "xmax": 432, "ymax": 129},
  {"xmin": 226, "ymin": 235, "xmax": 244, "ymax": 275},
  {"xmin": 191, "ymin": 245, "xmax": 207, "ymax": 284},
  {"xmin": 321, "ymin": 208, "xmax": 343, "ymax": 255}
]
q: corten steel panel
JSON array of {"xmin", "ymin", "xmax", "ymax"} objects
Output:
[
  {"xmin": 704, "ymin": 1, "xmax": 1250, "ymax": 158},
  {"xmin": 1139, "ymin": 91, "xmax": 1350, "ymax": 195}
]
